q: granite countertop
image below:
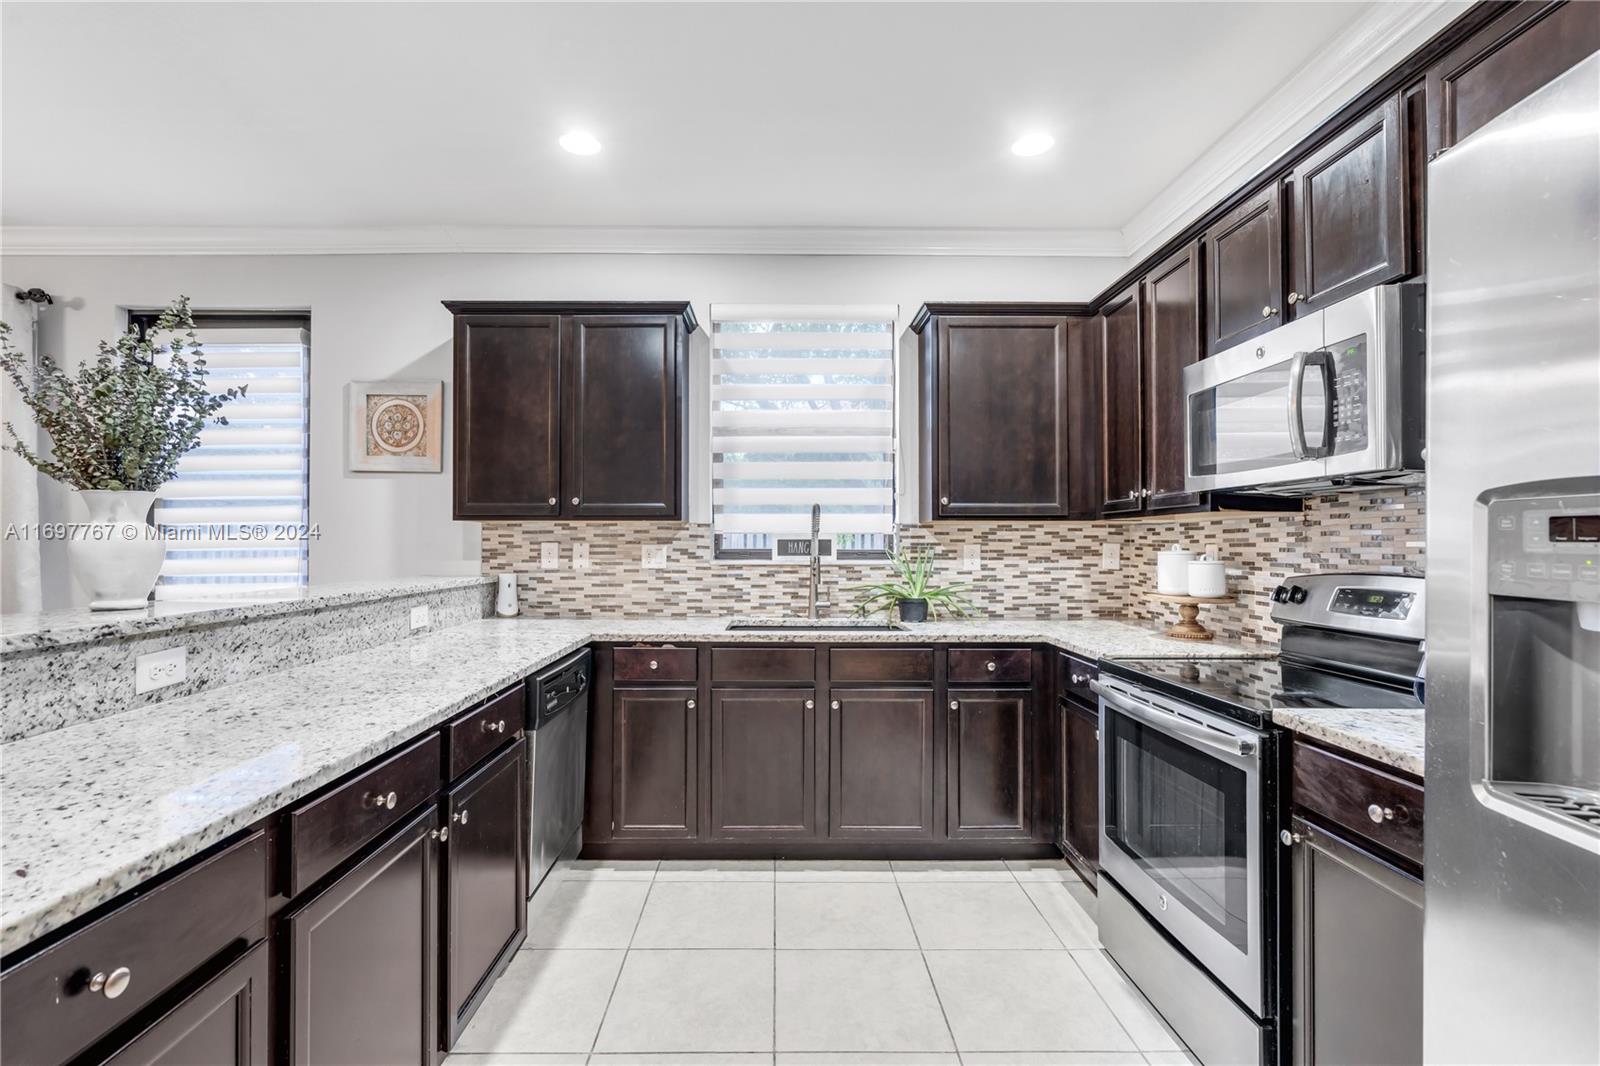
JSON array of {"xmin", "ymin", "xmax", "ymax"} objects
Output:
[
  {"xmin": 1272, "ymin": 706, "xmax": 1424, "ymax": 777},
  {"xmin": 0, "ymin": 614, "xmax": 1265, "ymax": 954},
  {"xmin": 0, "ymin": 575, "xmax": 494, "ymax": 655}
]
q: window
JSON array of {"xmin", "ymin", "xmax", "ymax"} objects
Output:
[
  {"xmin": 132, "ymin": 312, "xmax": 311, "ymax": 600},
  {"xmin": 710, "ymin": 305, "xmax": 896, "ymax": 560}
]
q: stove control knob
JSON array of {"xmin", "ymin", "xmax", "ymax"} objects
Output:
[
  {"xmin": 1271, "ymin": 585, "xmax": 1289, "ymax": 603},
  {"xmin": 1288, "ymin": 585, "xmax": 1309, "ymax": 604}
]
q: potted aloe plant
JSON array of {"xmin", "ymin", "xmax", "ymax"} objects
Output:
[
  {"xmin": 0, "ymin": 297, "xmax": 244, "ymax": 609},
  {"xmin": 850, "ymin": 546, "xmax": 975, "ymax": 623}
]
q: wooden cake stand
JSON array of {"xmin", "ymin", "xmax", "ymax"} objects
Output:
[{"xmin": 1149, "ymin": 592, "xmax": 1234, "ymax": 641}]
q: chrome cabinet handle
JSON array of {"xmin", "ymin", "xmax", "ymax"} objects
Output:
[
  {"xmin": 949, "ymin": 700, "xmax": 960, "ymax": 710},
  {"xmin": 571, "ymin": 497, "xmax": 581, "ymax": 506},
  {"xmin": 453, "ymin": 809, "xmax": 469, "ymax": 825},
  {"xmin": 1280, "ymin": 829, "xmax": 1303, "ymax": 847},
  {"xmin": 547, "ymin": 496, "xmax": 557, "ymax": 506},
  {"xmin": 431, "ymin": 827, "xmax": 449, "ymax": 842},
  {"xmin": 1367, "ymin": 803, "xmax": 1394, "ymax": 824},
  {"xmin": 649, "ymin": 659, "xmax": 658, "ymax": 670},
  {"xmin": 986, "ymin": 660, "xmax": 997, "ymax": 672},
  {"xmin": 1287, "ymin": 291, "xmax": 1301, "ymax": 305},
  {"xmin": 1071, "ymin": 673, "xmax": 1090, "ymax": 685},
  {"xmin": 686, "ymin": 699, "xmax": 696, "ymax": 709},
  {"xmin": 481, "ymin": 718, "xmax": 506, "ymax": 733},
  {"xmin": 364, "ymin": 790, "xmax": 397, "ymax": 811},
  {"xmin": 1262, "ymin": 305, "xmax": 1277, "ymax": 318},
  {"xmin": 831, "ymin": 700, "xmax": 840, "ymax": 709},
  {"xmin": 804, "ymin": 699, "xmax": 815, "ymax": 710},
  {"xmin": 940, "ymin": 496, "xmax": 949, "ymax": 506},
  {"xmin": 89, "ymin": 966, "xmax": 132, "ymax": 999}
]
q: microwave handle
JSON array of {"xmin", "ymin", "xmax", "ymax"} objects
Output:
[{"xmin": 1287, "ymin": 349, "xmax": 1335, "ymax": 460}]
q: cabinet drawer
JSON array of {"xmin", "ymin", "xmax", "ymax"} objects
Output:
[
  {"xmin": 287, "ymin": 732, "xmax": 441, "ymax": 896},
  {"xmin": 614, "ymin": 647, "xmax": 697, "ymax": 683},
  {"xmin": 0, "ymin": 830, "xmax": 268, "ymax": 1066},
  {"xmin": 829, "ymin": 647, "xmax": 934, "ymax": 683},
  {"xmin": 1056, "ymin": 653, "xmax": 1097, "ymax": 707},
  {"xmin": 712, "ymin": 646, "xmax": 815, "ymax": 683},
  {"xmin": 1293, "ymin": 741, "xmax": 1424, "ymax": 866},
  {"xmin": 948, "ymin": 648, "xmax": 1031, "ymax": 684},
  {"xmin": 447, "ymin": 685, "xmax": 523, "ymax": 781}
]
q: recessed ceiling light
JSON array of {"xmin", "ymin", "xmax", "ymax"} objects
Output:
[
  {"xmin": 1010, "ymin": 131, "xmax": 1055, "ymax": 157},
  {"xmin": 559, "ymin": 130, "xmax": 602, "ymax": 156}
]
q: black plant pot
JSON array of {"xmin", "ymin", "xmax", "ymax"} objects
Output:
[{"xmin": 898, "ymin": 598, "xmax": 929, "ymax": 623}]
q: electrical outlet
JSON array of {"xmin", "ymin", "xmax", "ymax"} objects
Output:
[
  {"xmin": 135, "ymin": 646, "xmax": 187, "ymax": 695},
  {"xmin": 410, "ymin": 604, "xmax": 431, "ymax": 630},
  {"xmin": 573, "ymin": 542, "xmax": 591, "ymax": 570},
  {"xmin": 1101, "ymin": 542, "xmax": 1122, "ymax": 570},
  {"xmin": 540, "ymin": 542, "xmax": 560, "ymax": 570},
  {"xmin": 960, "ymin": 544, "xmax": 981, "ymax": 571},
  {"xmin": 642, "ymin": 545, "xmax": 668, "ymax": 569}
]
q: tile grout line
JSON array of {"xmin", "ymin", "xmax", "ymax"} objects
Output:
[
  {"xmin": 1012, "ymin": 864, "xmax": 1071, "ymax": 951},
  {"xmin": 894, "ymin": 865, "xmax": 964, "ymax": 1061},
  {"xmin": 585, "ymin": 866, "xmax": 659, "ymax": 1063}
]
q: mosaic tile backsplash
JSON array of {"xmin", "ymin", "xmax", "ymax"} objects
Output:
[{"xmin": 482, "ymin": 487, "xmax": 1425, "ymax": 647}]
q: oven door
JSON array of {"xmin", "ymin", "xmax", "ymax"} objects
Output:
[{"xmin": 1095, "ymin": 676, "xmax": 1265, "ymax": 1015}]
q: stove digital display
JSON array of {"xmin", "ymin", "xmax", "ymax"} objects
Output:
[
  {"xmin": 1330, "ymin": 587, "xmax": 1414, "ymax": 620},
  {"xmin": 1549, "ymin": 514, "xmax": 1600, "ymax": 543}
]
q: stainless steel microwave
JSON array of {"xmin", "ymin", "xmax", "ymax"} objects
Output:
[{"xmin": 1183, "ymin": 282, "xmax": 1425, "ymax": 495}]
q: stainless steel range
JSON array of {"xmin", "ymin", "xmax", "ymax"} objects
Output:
[{"xmin": 1094, "ymin": 572, "xmax": 1425, "ymax": 1066}]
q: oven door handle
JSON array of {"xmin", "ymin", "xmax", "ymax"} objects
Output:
[{"xmin": 1091, "ymin": 679, "xmax": 1259, "ymax": 761}]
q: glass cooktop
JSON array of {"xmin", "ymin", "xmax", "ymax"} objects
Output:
[{"xmin": 1103, "ymin": 656, "xmax": 1421, "ymax": 728}]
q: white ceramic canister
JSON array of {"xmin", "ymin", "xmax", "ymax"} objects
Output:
[
  {"xmin": 1187, "ymin": 556, "xmax": 1228, "ymax": 598},
  {"xmin": 1156, "ymin": 545, "xmax": 1194, "ymax": 594}
]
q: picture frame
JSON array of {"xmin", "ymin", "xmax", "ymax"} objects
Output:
[{"xmin": 346, "ymin": 379, "xmax": 443, "ymax": 473}]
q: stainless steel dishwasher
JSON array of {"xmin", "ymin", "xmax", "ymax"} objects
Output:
[{"xmin": 527, "ymin": 649, "xmax": 591, "ymax": 895}]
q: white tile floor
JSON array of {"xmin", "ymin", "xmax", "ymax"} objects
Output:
[{"xmin": 446, "ymin": 858, "xmax": 1199, "ymax": 1066}]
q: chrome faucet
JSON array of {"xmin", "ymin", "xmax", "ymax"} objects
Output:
[{"xmin": 807, "ymin": 503, "xmax": 822, "ymax": 620}]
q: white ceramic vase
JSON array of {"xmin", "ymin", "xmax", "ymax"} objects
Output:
[{"xmin": 69, "ymin": 490, "xmax": 166, "ymax": 610}]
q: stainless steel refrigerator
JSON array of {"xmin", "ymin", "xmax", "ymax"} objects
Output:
[{"xmin": 1425, "ymin": 51, "xmax": 1600, "ymax": 1064}]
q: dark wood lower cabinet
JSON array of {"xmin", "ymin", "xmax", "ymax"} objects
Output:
[
  {"xmin": 947, "ymin": 688, "xmax": 1032, "ymax": 839},
  {"xmin": 612, "ymin": 687, "xmax": 698, "ymax": 839},
  {"xmin": 828, "ymin": 688, "xmax": 936, "ymax": 840},
  {"xmin": 710, "ymin": 687, "xmax": 818, "ymax": 839},
  {"xmin": 1061, "ymin": 698, "xmax": 1100, "ymax": 878},
  {"xmin": 285, "ymin": 804, "xmax": 439, "ymax": 1066},
  {"xmin": 443, "ymin": 740, "xmax": 527, "ymax": 1046},
  {"xmin": 99, "ymin": 943, "xmax": 269, "ymax": 1066}
]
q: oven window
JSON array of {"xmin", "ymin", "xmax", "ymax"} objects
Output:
[{"xmin": 1105, "ymin": 711, "xmax": 1251, "ymax": 951}]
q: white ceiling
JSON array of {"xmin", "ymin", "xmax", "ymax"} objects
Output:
[{"xmin": 1, "ymin": 2, "xmax": 1447, "ymax": 253}]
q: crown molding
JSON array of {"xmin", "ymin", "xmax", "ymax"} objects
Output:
[
  {"xmin": 0, "ymin": 224, "xmax": 1129, "ymax": 258},
  {"xmin": 1118, "ymin": 0, "xmax": 1471, "ymax": 262}
]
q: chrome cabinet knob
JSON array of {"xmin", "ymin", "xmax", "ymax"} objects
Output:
[
  {"xmin": 89, "ymin": 966, "xmax": 132, "ymax": 999},
  {"xmin": 940, "ymin": 496, "xmax": 949, "ymax": 507},
  {"xmin": 686, "ymin": 699, "xmax": 696, "ymax": 709},
  {"xmin": 649, "ymin": 659, "xmax": 659, "ymax": 670},
  {"xmin": 1071, "ymin": 673, "xmax": 1089, "ymax": 684},
  {"xmin": 1262, "ymin": 305, "xmax": 1277, "ymax": 318},
  {"xmin": 986, "ymin": 661, "xmax": 997, "ymax": 672},
  {"xmin": 804, "ymin": 699, "xmax": 815, "ymax": 710},
  {"xmin": 430, "ymin": 826, "xmax": 449, "ymax": 842},
  {"xmin": 1287, "ymin": 291, "xmax": 1301, "ymax": 305},
  {"xmin": 1279, "ymin": 829, "xmax": 1303, "ymax": 847},
  {"xmin": 1367, "ymin": 803, "xmax": 1394, "ymax": 824},
  {"xmin": 830, "ymin": 700, "xmax": 840, "ymax": 710},
  {"xmin": 453, "ymin": 809, "xmax": 469, "ymax": 825},
  {"xmin": 364, "ymin": 790, "xmax": 397, "ymax": 811},
  {"xmin": 547, "ymin": 497, "xmax": 557, "ymax": 506},
  {"xmin": 949, "ymin": 700, "xmax": 960, "ymax": 710},
  {"xmin": 571, "ymin": 497, "xmax": 580, "ymax": 506}
]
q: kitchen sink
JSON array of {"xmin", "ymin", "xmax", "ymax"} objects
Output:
[{"xmin": 725, "ymin": 618, "xmax": 906, "ymax": 632}]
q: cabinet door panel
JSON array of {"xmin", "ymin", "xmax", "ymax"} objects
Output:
[
  {"xmin": 947, "ymin": 688, "xmax": 1031, "ymax": 839},
  {"xmin": 1205, "ymin": 184, "xmax": 1284, "ymax": 353},
  {"xmin": 286, "ymin": 805, "xmax": 438, "ymax": 1066},
  {"xmin": 710, "ymin": 688, "xmax": 818, "ymax": 838},
  {"xmin": 1288, "ymin": 94, "xmax": 1409, "ymax": 314},
  {"xmin": 1100, "ymin": 288, "xmax": 1143, "ymax": 514},
  {"xmin": 612, "ymin": 687, "xmax": 698, "ymax": 839},
  {"xmin": 1142, "ymin": 243, "xmax": 1203, "ymax": 512},
  {"xmin": 453, "ymin": 314, "xmax": 561, "ymax": 518},
  {"xmin": 563, "ymin": 315, "xmax": 680, "ymax": 518},
  {"xmin": 1065, "ymin": 701, "xmax": 1100, "ymax": 875},
  {"xmin": 444, "ymin": 740, "xmax": 527, "ymax": 1046},
  {"xmin": 1065, "ymin": 316, "xmax": 1104, "ymax": 518},
  {"xmin": 937, "ymin": 317, "xmax": 1070, "ymax": 516},
  {"xmin": 828, "ymin": 688, "xmax": 936, "ymax": 840},
  {"xmin": 100, "ymin": 943, "xmax": 268, "ymax": 1066}
]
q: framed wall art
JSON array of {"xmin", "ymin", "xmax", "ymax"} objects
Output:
[{"xmin": 347, "ymin": 379, "xmax": 443, "ymax": 472}]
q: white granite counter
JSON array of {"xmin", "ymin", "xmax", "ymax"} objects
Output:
[
  {"xmin": 0, "ymin": 615, "xmax": 1263, "ymax": 954},
  {"xmin": 1272, "ymin": 706, "xmax": 1424, "ymax": 777}
]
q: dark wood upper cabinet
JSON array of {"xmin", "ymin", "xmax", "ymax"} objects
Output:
[
  {"xmin": 914, "ymin": 304, "xmax": 1092, "ymax": 520},
  {"xmin": 1286, "ymin": 94, "xmax": 1410, "ymax": 315},
  {"xmin": 710, "ymin": 687, "xmax": 819, "ymax": 839},
  {"xmin": 1426, "ymin": 0, "xmax": 1600, "ymax": 155},
  {"xmin": 1065, "ymin": 316, "xmax": 1104, "ymax": 518},
  {"xmin": 1141, "ymin": 243, "xmax": 1203, "ymax": 512},
  {"xmin": 443, "ymin": 740, "xmax": 527, "ymax": 1048},
  {"xmin": 1099, "ymin": 286, "xmax": 1143, "ymax": 515},
  {"xmin": 1205, "ymin": 183, "xmax": 1284, "ymax": 354},
  {"xmin": 452, "ymin": 314, "xmax": 561, "ymax": 519},
  {"xmin": 563, "ymin": 315, "xmax": 683, "ymax": 518},
  {"xmin": 828, "ymin": 687, "xmax": 937, "ymax": 841},
  {"xmin": 611, "ymin": 687, "xmax": 699, "ymax": 840},
  {"xmin": 285, "ymin": 804, "xmax": 439, "ymax": 1066},
  {"xmin": 947, "ymin": 687, "xmax": 1032, "ymax": 840},
  {"xmin": 99, "ymin": 943, "xmax": 270, "ymax": 1066},
  {"xmin": 445, "ymin": 301, "xmax": 695, "ymax": 521}
]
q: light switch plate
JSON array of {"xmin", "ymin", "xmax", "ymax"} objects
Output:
[
  {"xmin": 135, "ymin": 646, "xmax": 187, "ymax": 695},
  {"xmin": 960, "ymin": 544, "xmax": 981, "ymax": 571},
  {"xmin": 573, "ymin": 542, "xmax": 591, "ymax": 570},
  {"xmin": 540, "ymin": 542, "xmax": 560, "ymax": 570},
  {"xmin": 642, "ymin": 545, "xmax": 668, "ymax": 569},
  {"xmin": 1101, "ymin": 543, "xmax": 1122, "ymax": 570},
  {"xmin": 410, "ymin": 604, "xmax": 431, "ymax": 630}
]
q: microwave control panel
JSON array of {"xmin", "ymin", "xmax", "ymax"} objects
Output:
[{"xmin": 1488, "ymin": 491, "xmax": 1600, "ymax": 601}]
